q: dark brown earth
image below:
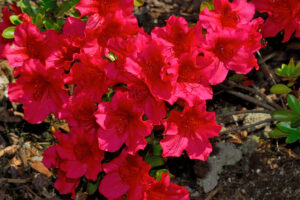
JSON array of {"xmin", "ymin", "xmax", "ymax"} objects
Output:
[{"xmin": 1, "ymin": 0, "xmax": 300, "ymax": 200}]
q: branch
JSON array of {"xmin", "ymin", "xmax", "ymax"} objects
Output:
[
  {"xmin": 216, "ymin": 109, "xmax": 272, "ymax": 118},
  {"xmin": 225, "ymin": 89, "xmax": 276, "ymax": 111},
  {"xmin": 220, "ymin": 118, "xmax": 273, "ymax": 135}
]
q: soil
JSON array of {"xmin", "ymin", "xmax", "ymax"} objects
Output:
[{"xmin": 0, "ymin": 0, "xmax": 300, "ymax": 200}]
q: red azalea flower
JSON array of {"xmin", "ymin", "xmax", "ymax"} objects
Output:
[
  {"xmin": 75, "ymin": 0, "xmax": 133, "ymax": 17},
  {"xmin": 65, "ymin": 55, "xmax": 113, "ymax": 102},
  {"xmin": 175, "ymin": 52, "xmax": 213, "ymax": 106},
  {"xmin": 63, "ymin": 17, "xmax": 86, "ymax": 39},
  {"xmin": 125, "ymin": 37, "xmax": 178, "ymax": 104},
  {"xmin": 127, "ymin": 80, "xmax": 166, "ymax": 125},
  {"xmin": 58, "ymin": 93, "xmax": 99, "ymax": 134},
  {"xmin": 99, "ymin": 149, "xmax": 154, "ymax": 200},
  {"xmin": 199, "ymin": 0, "xmax": 255, "ymax": 30},
  {"xmin": 85, "ymin": 10, "xmax": 139, "ymax": 48},
  {"xmin": 46, "ymin": 17, "xmax": 85, "ymax": 70},
  {"xmin": 54, "ymin": 130, "xmax": 104, "ymax": 181},
  {"xmin": 202, "ymin": 28, "xmax": 259, "ymax": 85},
  {"xmin": 151, "ymin": 16, "xmax": 203, "ymax": 57},
  {"xmin": 8, "ymin": 59, "xmax": 68, "ymax": 124},
  {"xmin": 161, "ymin": 101, "xmax": 221, "ymax": 160},
  {"xmin": 3, "ymin": 23, "xmax": 48, "ymax": 68},
  {"xmin": 252, "ymin": 0, "xmax": 300, "ymax": 42},
  {"xmin": 95, "ymin": 90, "xmax": 153, "ymax": 154},
  {"xmin": 54, "ymin": 169, "xmax": 80, "ymax": 199},
  {"xmin": 143, "ymin": 173, "xmax": 189, "ymax": 200}
]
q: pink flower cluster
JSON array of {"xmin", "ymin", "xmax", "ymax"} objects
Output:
[{"xmin": 3, "ymin": 0, "xmax": 294, "ymax": 198}]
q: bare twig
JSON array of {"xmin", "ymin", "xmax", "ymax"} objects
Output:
[
  {"xmin": 225, "ymin": 80, "xmax": 283, "ymax": 110},
  {"xmin": 225, "ymin": 89, "xmax": 276, "ymax": 111},
  {"xmin": 205, "ymin": 186, "xmax": 223, "ymax": 200},
  {"xmin": 256, "ymin": 50, "xmax": 279, "ymax": 85},
  {"xmin": 0, "ymin": 178, "xmax": 31, "ymax": 184},
  {"xmin": 216, "ymin": 109, "xmax": 272, "ymax": 118},
  {"xmin": 220, "ymin": 118, "xmax": 273, "ymax": 135}
]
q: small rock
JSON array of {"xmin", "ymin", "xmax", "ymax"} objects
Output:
[
  {"xmin": 243, "ymin": 112, "xmax": 271, "ymax": 132},
  {"xmin": 196, "ymin": 142, "xmax": 242, "ymax": 193}
]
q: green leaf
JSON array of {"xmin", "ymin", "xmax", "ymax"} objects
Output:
[
  {"xmin": 270, "ymin": 84, "xmax": 292, "ymax": 94},
  {"xmin": 291, "ymin": 117, "xmax": 300, "ymax": 128},
  {"xmin": 152, "ymin": 144, "xmax": 162, "ymax": 156},
  {"xmin": 269, "ymin": 128, "xmax": 289, "ymax": 138},
  {"xmin": 20, "ymin": 0, "xmax": 35, "ymax": 16},
  {"xmin": 134, "ymin": 0, "xmax": 144, "ymax": 7},
  {"xmin": 275, "ymin": 58, "xmax": 300, "ymax": 81},
  {"xmin": 272, "ymin": 110, "xmax": 299, "ymax": 121},
  {"xmin": 276, "ymin": 122, "xmax": 299, "ymax": 135},
  {"xmin": 43, "ymin": 17, "xmax": 59, "ymax": 30},
  {"xmin": 200, "ymin": 0, "xmax": 214, "ymax": 11},
  {"xmin": 2, "ymin": 26, "xmax": 15, "ymax": 39},
  {"xmin": 56, "ymin": 0, "xmax": 80, "ymax": 17},
  {"xmin": 286, "ymin": 132, "xmax": 300, "ymax": 143},
  {"xmin": 9, "ymin": 15, "xmax": 22, "ymax": 25},
  {"xmin": 40, "ymin": 0, "xmax": 58, "ymax": 12},
  {"xmin": 287, "ymin": 94, "xmax": 300, "ymax": 115},
  {"xmin": 33, "ymin": 13, "xmax": 44, "ymax": 28},
  {"xmin": 145, "ymin": 156, "xmax": 165, "ymax": 168},
  {"xmin": 87, "ymin": 177, "xmax": 101, "ymax": 195}
]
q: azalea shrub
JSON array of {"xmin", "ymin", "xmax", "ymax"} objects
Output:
[{"xmin": 1, "ymin": 0, "xmax": 300, "ymax": 199}]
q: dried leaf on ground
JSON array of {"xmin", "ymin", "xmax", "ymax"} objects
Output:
[
  {"xmin": 0, "ymin": 145, "xmax": 20, "ymax": 157},
  {"xmin": 30, "ymin": 161, "xmax": 52, "ymax": 177}
]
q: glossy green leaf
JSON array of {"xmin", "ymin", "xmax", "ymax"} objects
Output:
[
  {"xmin": 275, "ymin": 58, "xmax": 300, "ymax": 81},
  {"xmin": 9, "ymin": 15, "xmax": 22, "ymax": 25},
  {"xmin": 269, "ymin": 128, "xmax": 289, "ymax": 138},
  {"xmin": 287, "ymin": 94, "xmax": 300, "ymax": 115},
  {"xmin": 270, "ymin": 84, "xmax": 292, "ymax": 94},
  {"xmin": 286, "ymin": 132, "xmax": 300, "ymax": 143},
  {"xmin": 145, "ymin": 156, "xmax": 164, "ymax": 168},
  {"xmin": 272, "ymin": 110, "xmax": 299, "ymax": 121},
  {"xmin": 134, "ymin": 0, "xmax": 144, "ymax": 6},
  {"xmin": 2, "ymin": 26, "xmax": 15, "ymax": 39},
  {"xmin": 276, "ymin": 122, "xmax": 298, "ymax": 135},
  {"xmin": 291, "ymin": 117, "xmax": 300, "ymax": 128}
]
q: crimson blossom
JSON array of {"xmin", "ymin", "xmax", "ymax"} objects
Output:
[
  {"xmin": 75, "ymin": 0, "xmax": 133, "ymax": 17},
  {"xmin": 95, "ymin": 90, "xmax": 153, "ymax": 154},
  {"xmin": 3, "ymin": 22, "xmax": 48, "ymax": 68},
  {"xmin": 160, "ymin": 101, "xmax": 221, "ymax": 160},
  {"xmin": 199, "ymin": 0, "xmax": 256, "ymax": 31},
  {"xmin": 99, "ymin": 149, "xmax": 154, "ymax": 200},
  {"xmin": 8, "ymin": 59, "xmax": 68, "ymax": 124},
  {"xmin": 43, "ymin": 130, "xmax": 104, "ymax": 198},
  {"xmin": 143, "ymin": 173, "xmax": 189, "ymax": 200},
  {"xmin": 252, "ymin": 0, "xmax": 300, "ymax": 42},
  {"xmin": 43, "ymin": 129, "xmax": 104, "ymax": 179}
]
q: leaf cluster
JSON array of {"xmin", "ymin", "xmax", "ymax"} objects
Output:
[{"xmin": 271, "ymin": 95, "xmax": 300, "ymax": 143}]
